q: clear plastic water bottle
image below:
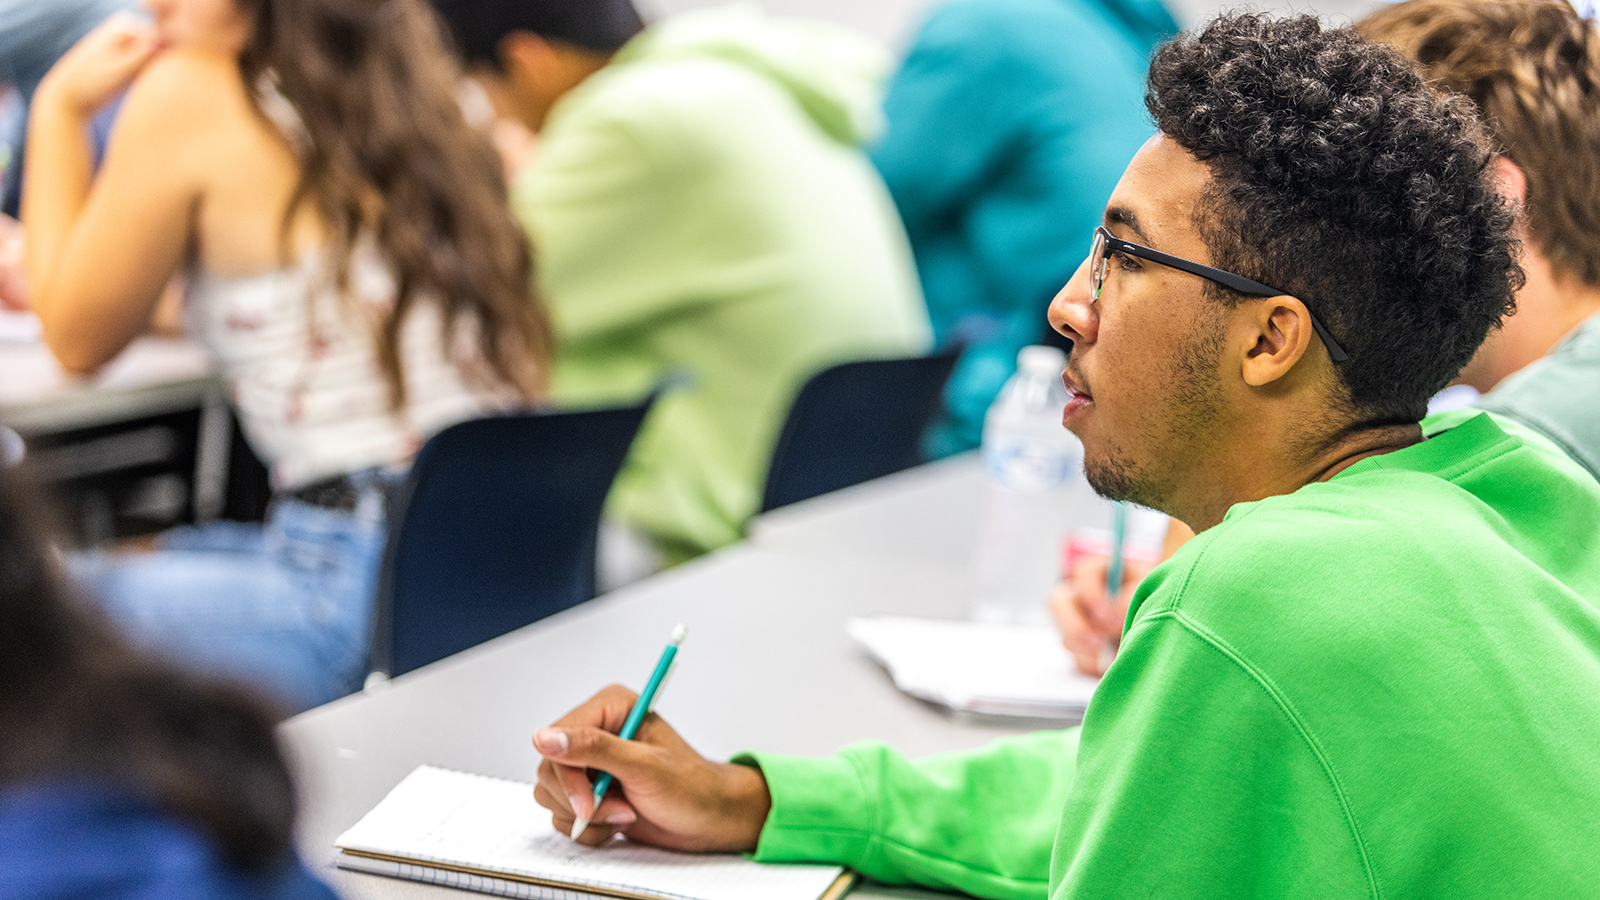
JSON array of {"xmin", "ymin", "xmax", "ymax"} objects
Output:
[{"xmin": 969, "ymin": 345, "xmax": 1082, "ymax": 624}]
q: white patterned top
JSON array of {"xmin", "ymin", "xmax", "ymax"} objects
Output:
[{"xmin": 186, "ymin": 249, "xmax": 509, "ymax": 490}]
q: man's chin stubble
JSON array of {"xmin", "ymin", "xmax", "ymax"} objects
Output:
[{"xmin": 1084, "ymin": 451, "xmax": 1167, "ymax": 511}]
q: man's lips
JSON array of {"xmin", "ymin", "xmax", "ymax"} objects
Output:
[{"xmin": 1061, "ymin": 370, "xmax": 1092, "ymax": 425}]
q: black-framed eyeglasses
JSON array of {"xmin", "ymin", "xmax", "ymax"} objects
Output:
[{"xmin": 1089, "ymin": 225, "xmax": 1348, "ymax": 363}]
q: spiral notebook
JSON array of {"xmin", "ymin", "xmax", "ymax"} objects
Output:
[{"xmin": 334, "ymin": 766, "xmax": 854, "ymax": 900}]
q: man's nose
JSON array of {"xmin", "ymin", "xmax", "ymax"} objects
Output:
[{"xmin": 1047, "ymin": 258, "xmax": 1098, "ymax": 348}]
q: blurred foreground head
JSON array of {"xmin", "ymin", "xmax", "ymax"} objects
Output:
[{"xmin": 0, "ymin": 463, "xmax": 298, "ymax": 873}]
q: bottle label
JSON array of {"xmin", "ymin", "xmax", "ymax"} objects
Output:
[{"xmin": 984, "ymin": 438, "xmax": 1072, "ymax": 491}]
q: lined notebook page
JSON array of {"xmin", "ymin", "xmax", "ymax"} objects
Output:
[{"xmin": 335, "ymin": 766, "xmax": 845, "ymax": 900}]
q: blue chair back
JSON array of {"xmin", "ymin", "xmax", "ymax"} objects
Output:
[
  {"xmin": 372, "ymin": 397, "xmax": 654, "ymax": 677},
  {"xmin": 760, "ymin": 346, "xmax": 961, "ymax": 513}
]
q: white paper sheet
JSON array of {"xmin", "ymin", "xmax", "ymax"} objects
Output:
[{"xmin": 847, "ymin": 615, "xmax": 1099, "ymax": 720}]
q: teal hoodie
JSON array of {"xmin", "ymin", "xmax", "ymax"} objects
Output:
[
  {"xmin": 873, "ymin": 0, "xmax": 1180, "ymax": 457},
  {"xmin": 515, "ymin": 5, "xmax": 931, "ymax": 561}
]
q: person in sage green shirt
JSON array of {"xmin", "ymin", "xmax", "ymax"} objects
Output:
[
  {"xmin": 430, "ymin": 0, "xmax": 930, "ymax": 565},
  {"xmin": 523, "ymin": 14, "xmax": 1600, "ymax": 900},
  {"xmin": 1478, "ymin": 311, "xmax": 1600, "ymax": 480}
]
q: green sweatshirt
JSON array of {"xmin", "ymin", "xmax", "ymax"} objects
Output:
[
  {"xmin": 745, "ymin": 410, "xmax": 1600, "ymax": 898},
  {"xmin": 514, "ymin": 6, "xmax": 931, "ymax": 562}
]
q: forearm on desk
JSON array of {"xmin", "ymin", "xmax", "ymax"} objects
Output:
[{"xmin": 736, "ymin": 729, "xmax": 1080, "ymax": 900}]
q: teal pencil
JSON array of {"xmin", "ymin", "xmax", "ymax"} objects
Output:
[
  {"xmin": 1106, "ymin": 502, "xmax": 1128, "ymax": 611},
  {"xmin": 569, "ymin": 624, "xmax": 687, "ymax": 840}
]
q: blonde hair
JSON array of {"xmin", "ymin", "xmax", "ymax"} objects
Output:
[{"xmin": 1360, "ymin": 0, "xmax": 1600, "ymax": 289}]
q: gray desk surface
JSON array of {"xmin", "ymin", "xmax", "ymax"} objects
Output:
[
  {"xmin": 747, "ymin": 453, "xmax": 986, "ymax": 571},
  {"xmin": 748, "ymin": 452, "xmax": 1125, "ymax": 570},
  {"xmin": 282, "ymin": 470, "xmax": 1046, "ymax": 898},
  {"xmin": 0, "ymin": 331, "xmax": 216, "ymax": 434}
]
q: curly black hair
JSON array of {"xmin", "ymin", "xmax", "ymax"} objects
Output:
[{"xmin": 1147, "ymin": 14, "xmax": 1521, "ymax": 422}]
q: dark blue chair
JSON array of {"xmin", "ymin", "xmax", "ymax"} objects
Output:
[
  {"xmin": 759, "ymin": 345, "xmax": 961, "ymax": 513},
  {"xmin": 370, "ymin": 396, "xmax": 655, "ymax": 678}
]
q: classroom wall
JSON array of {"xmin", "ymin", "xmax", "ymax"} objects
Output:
[{"xmin": 637, "ymin": 0, "xmax": 1392, "ymax": 50}]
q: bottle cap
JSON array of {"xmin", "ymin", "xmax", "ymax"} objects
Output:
[{"xmin": 1016, "ymin": 345, "xmax": 1067, "ymax": 375}]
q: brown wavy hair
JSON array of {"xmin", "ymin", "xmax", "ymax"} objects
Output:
[
  {"xmin": 1360, "ymin": 0, "xmax": 1600, "ymax": 290},
  {"xmin": 237, "ymin": 0, "xmax": 552, "ymax": 406}
]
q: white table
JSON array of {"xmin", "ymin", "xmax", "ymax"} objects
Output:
[
  {"xmin": 281, "ymin": 462, "xmax": 1053, "ymax": 900},
  {"xmin": 748, "ymin": 452, "xmax": 1137, "ymax": 573},
  {"xmin": 0, "ymin": 319, "xmax": 217, "ymax": 434},
  {"xmin": 748, "ymin": 453, "xmax": 988, "ymax": 571},
  {"xmin": 0, "ymin": 321, "xmax": 242, "ymax": 524}
]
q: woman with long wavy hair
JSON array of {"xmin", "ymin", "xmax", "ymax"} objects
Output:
[{"xmin": 20, "ymin": 0, "xmax": 553, "ymax": 712}]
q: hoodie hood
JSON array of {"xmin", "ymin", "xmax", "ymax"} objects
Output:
[{"xmin": 613, "ymin": 3, "xmax": 890, "ymax": 145}]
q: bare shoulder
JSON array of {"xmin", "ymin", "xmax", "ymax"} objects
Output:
[
  {"xmin": 116, "ymin": 48, "xmax": 254, "ymax": 141},
  {"xmin": 102, "ymin": 48, "xmax": 271, "ymax": 195}
]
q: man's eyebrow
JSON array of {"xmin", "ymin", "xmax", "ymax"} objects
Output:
[{"xmin": 1104, "ymin": 207, "xmax": 1151, "ymax": 244}]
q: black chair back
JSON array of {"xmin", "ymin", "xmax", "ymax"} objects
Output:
[
  {"xmin": 760, "ymin": 346, "xmax": 961, "ymax": 513},
  {"xmin": 371, "ymin": 397, "xmax": 654, "ymax": 677}
]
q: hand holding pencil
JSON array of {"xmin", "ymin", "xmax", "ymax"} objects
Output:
[
  {"xmin": 1051, "ymin": 512, "xmax": 1191, "ymax": 676},
  {"xmin": 1050, "ymin": 551, "xmax": 1152, "ymax": 677},
  {"xmin": 532, "ymin": 631, "xmax": 772, "ymax": 853}
]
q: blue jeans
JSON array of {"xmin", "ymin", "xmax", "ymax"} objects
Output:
[{"xmin": 72, "ymin": 497, "xmax": 386, "ymax": 714}]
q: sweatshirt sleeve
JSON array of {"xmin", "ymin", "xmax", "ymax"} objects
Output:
[{"xmin": 735, "ymin": 728, "xmax": 1080, "ymax": 900}]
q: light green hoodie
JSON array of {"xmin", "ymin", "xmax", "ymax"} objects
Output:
[{"xmin": 514, "ymin": 4, "xmax": 930, "ymax": 563}]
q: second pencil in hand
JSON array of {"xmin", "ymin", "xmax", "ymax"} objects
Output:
[{"xmin": 569, "ymin": 623, "xmax": 688, "ymax": 840}]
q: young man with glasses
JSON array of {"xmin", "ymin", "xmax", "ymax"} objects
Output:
[
  {"xmin": 1057, "ymin": 0, "xmax": 1600, "ymax": 679},
  {"xmin": 522, "ymin": 14, "xmax": 1600, "ymax": 898}
]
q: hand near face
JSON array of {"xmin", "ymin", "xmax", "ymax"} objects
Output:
[
  {"xmin": 39, "ymin": 13, "xmax": 163, "ymax": 119},
  {"xmin": 1050, "ymin": 552, "xmax": 1154, "ymax": 676},
  {"xmin": 489, "ymin": 118, "xmax": 540, "ymax": 183},
  {"xmin": 533, "ymin": 684, "xmax": 772, "ymax": 851}
]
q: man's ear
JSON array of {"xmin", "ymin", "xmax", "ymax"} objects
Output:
[
  {"xmin": 1240, "ymin": 296, "xmax": 1316, "ymax": 387},
  {"xmin": 1493, "ymin": 156, "xmax": 1528, "ymax": 207}
]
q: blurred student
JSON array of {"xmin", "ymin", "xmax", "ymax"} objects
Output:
[
  {"xmin": 22, "ymin": 0, "xmax": 551, "ymax": 712},
  {"xmin": 0, "ymin": 463, "xmax": 336, "ymax": 899},
  {"xmin": 1362, "ymin": 0, "xmax": 1600, "ymax": 479},
  {"xmin": 873, "ymin": 0, "xmax": 1178, "ymax": 457},
  {"xmin": 429, "ymin": 0, "xmax": 931, "ymax": 568},
  {"xmin": 1055, "ymin": 0, "xmax": 1600, "ymax": 676}
]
